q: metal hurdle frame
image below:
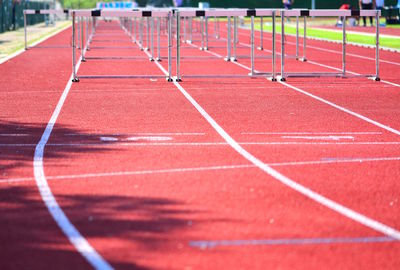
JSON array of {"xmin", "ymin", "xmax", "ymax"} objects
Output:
[
  {"xmin": 23, "ymin": 9, "xmax": 71, "ymax": 50},
  {"xmin": 66, "ymin": 7, "xmax": 381, "ymax": 83},
  {"xmin": 278, "ymin": 9, "xmax": 381, "ymax": 81},
  {"xmin": 175, "ymin": 9, "xmax": 277, "ymax": 81},
  {"xmin": 71, "ymin": 9, "xmax": 172, "ymax": 82}
]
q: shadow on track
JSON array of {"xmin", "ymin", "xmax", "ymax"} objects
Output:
[
  {"xmin": 0, "ymin": 120, "xmax": 120, "ymax": 176},
  {"xmin": 0, "ymin": 185, "xmax": 198, "ymax": 269},
  {"xmin": 0, "ymin": 120, "xmax": 204, "ymax": 269}
]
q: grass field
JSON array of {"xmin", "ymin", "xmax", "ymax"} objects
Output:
[
  {"xmin": 0, "ymin": 21, "xmax": 70, "ymax": 58},
  {"xmin": 252, "ymin": 20, "xmax": 400, "ymax": 49}
]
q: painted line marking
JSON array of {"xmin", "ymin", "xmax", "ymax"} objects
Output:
[
  {"xmin": 189, "ymin": 236, "xmax": 396, "ymax": 249},
  {"xmin": 166, "ymin": 40, "xmax": 400, "ymax": 240},
  {"xmin": 66, "ymin": 132, "xmax": 205, "ymax": 137},
  {"xmin": 0, "ymin": 133, "xmax": 30, "ymax": 137},
  {"xmin": 100, "ymin": 136, "xmax": 119, "ymax": 142},
  {"xmin": 32, "ymin": 33, "xmax": 113, "ymax": 269},
  {"xmin": 242, "ymin": 132, "xmax": 382, "ymax": 135},
  {"xmin": 282, "ymin": 135, "xmax": 355, "ymax": 141},
  {"xmin": 279, "ymin": 80, "xmax": 400, "ymax": 137},
  {"xmin": 126, "ymin": 136, "xmax": 173, "ymax": 142},
  {"xmin": 4, "ymin": 156, "xmax": 400, "ymax": 185}
]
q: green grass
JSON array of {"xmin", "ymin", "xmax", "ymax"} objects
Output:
[
  {"xmin": 255, "ymin": 23, "xmax": 400, "ymax": 49},
  {"xmin": 0, "ymin": 21, "xmax": 70, "ymax": 57}
]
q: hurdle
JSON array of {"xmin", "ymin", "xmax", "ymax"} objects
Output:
[
  {"xmin": 71, "ymin": 9, "xmax": 172, "ymax": 82},
  {"xmin": 23, "ymin": 9, "xmax": 71, "ymax": 50},
  {"xmin": 175, "ymin": 9, "xmax": 277, "ymax": 81},
  {"xmin": 278, "ymin": 9, "xmax": 381, "ymax": 81},
  {"xmin": 65, "ymin": 7, "xmax": 381, "ymax": 83}
]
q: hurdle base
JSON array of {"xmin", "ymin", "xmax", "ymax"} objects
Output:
[
  {"xmin": 230, "ymin": 57, "xmax": 237, "ymax": 62},
  {"xmin": 166, "ymin": 77, "xmax": 173, "ymax": 82},
  {"xmin": 224, "ymin": 57, "xmax": 231, "ymax": 62},
  {"xmin": 72, "ymin": 78, "xmax": 80, "ymax": 82},
  {"xmin": 156, "ymin": 58, "xmax": 162, "ymax": 62},
  {"xmin": 257, "ymin": 47, "xmax": 264, "ymax": 51},
  {"xmin": 300, "ymin": 58, "xmax": 307, "ymax": 62},
  {"xmin": 149, "ymin": 58, "xmax": 155, "ymax": 62}
]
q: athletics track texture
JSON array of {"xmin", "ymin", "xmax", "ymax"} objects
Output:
[{"xmin": 0, "ymin": 19, "xmax": 400, "ymax": 269}]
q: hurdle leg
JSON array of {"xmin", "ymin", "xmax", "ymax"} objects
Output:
[
  {"xmin": 258, "ymin": 16, "xmax": 263, "ymax": 50},
  {"xmin": 374, "ymin": 10, "xmax": 380, "ymax": 81},
  {"xmin": 156, "ymin": 17, "xmax": 161, "ymax": 61},
  {"xmin": 72, "ymin": 12, "xmax": 79, "ymax": 82},
  {"xmin": 280, "ymin": 10, "xmax": 286, "ymax": 81},
  {"xmin": 232, "ymin": 16, "xmax": 237, "ymax": 61},
  {"xmin": 176, "ymin": 11, "xmax": 182, "ymax": 82},
  {"xmin": 200, "ymin": 17, "xmax": 205, "ymax": 50},
  {"xmin": 149, "ymin": 17, "xmax": 155, "ymax": 61},
  {"xmin": 301, "ymin": 16, "xmax": 307, "ymax": 62},
  {"xmin": 81, "ymin": 15, "xmax": 86, "ymax": 62},
  {"xmin": 24, "ymin": 11, "xmax": 28, "ymax": 50},
  {"xmin": 296, "ymin": 16, "xmax": 299, "ymax": 60},
  {"xmin": 271, "ymin": 10, "xmax": 277, "ymax": 81},
  {"xmin": 224, "ymin": 16, "xmax": 231, "ymax": 61},
  {"xmin": 249, "ymin": 15, "xmax": 255, "ymax": 76},
  {"xmin": 205, "ymin": 16, "xmax": 209, "ymax": 50},
  {"xmin": 167, "ymin": 13, "xmax": 173, "ymax": 82},
  {"xmin": 342, "ymin": 16, "xmax": 346, "ymax": 77}
]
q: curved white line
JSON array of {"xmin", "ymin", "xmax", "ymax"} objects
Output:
[
  {"xmin": 33, "ymin": 58, "xmax": 113, "ymax": 269},
  {"xmin": 160, "ymin": 39, "xmax": 400, "ymax": 240}
]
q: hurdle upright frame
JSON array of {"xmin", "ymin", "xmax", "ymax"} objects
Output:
[
  {"xmin": 278, "ymin": 9, "xmax": 381, "ymax": 81},
  {"xmin": 23, "ymin": 9, "xmax": 71, "ymax": 50},
  {"xmin": 71, "ymin": 9, "xmax": 172, "ymax": 82}
]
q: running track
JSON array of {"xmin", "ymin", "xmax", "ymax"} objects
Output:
[{"xmin": 1, "ymin": 19, "xmax": 400, "ymax": 269}]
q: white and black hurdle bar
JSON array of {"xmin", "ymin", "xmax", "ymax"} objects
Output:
[
  {"xmin": 71, "ymin": 9, "xmax": 172, "ymax": 82},
  {"xmin": 278, "ymin": 9, "xmax": 381, "ymax": 81},
  {"xmin": 23, "ymin": 9, "xmax": 72, "ymax": 50}
]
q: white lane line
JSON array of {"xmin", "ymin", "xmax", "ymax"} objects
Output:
[
  {"xmin": 33, "ymin": 52, "xmax": 113, "ymax": 268},
  {"xmin": 100, "ymin": 136, "xmax": 119, "ymax": 142},
  {"xmin": 380, "ymin": 80, "xmax": 400, "ymax": 88},
  {"xmin": 168, "ymin": 41, "xmax": 400, "ymax": 239},
  {"xmin": 243, "ymin": 132, "xmax": 382, "ymax": 135},
  {"xmin": 279, "ymin": 80, "xmax": 400, "ymax": 136},
  {"xmin": 66, "ymin": 132, "xmax": 205, "ymax": 136},
  {"xmin": 126, "ymin": 136, "xmax": 172, "ymax": 141},
  {"xmin": 282, "ymin": 136, "xmax": 355, "ymax": 141},
  {"xmin": 0, "ymin": 134, "xmax": 30, "ymax": 137},
  {"xmin": 190, "ymin": 38, "xmax": 400, "ymax": 137},
  {"xmin": 5, "ymin": 156, "xmax": 400, "ymax": 185}
]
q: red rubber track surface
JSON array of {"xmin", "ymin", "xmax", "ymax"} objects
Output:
[{"xmin": 1, "ymin": 19, "xmax": 400, "ymax": 269}]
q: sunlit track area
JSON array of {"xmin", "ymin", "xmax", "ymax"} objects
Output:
[{"xmin": 1, "ymin": 1, "xmax": 400, "ymax": 269}]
